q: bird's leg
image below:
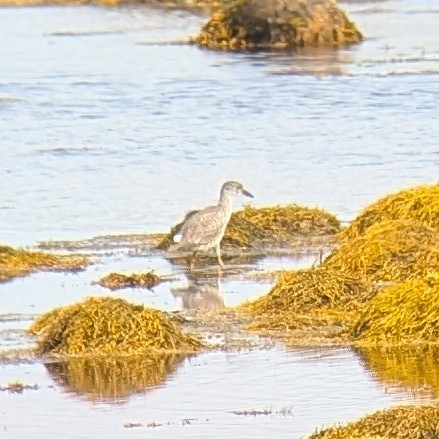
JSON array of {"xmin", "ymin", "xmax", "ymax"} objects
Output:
[
  {"xmin": 216, "ymin": 244, "xmax": 225, "ymax": 268},
  {"xmin": 189, "ymin": 251, "xmax": 197, "ymax": 271}
]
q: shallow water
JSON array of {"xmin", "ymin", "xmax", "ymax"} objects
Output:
[
  {"xmin": 1, "ymin": 346, "xmax": 433, "ymax": 439},
  {"xmin": 1, "ymin": 1, "xmax": 438, "ymax": 245},
  {"xmin": 1, "ymin": 1, "xmax": 439, "ymax": 437}
]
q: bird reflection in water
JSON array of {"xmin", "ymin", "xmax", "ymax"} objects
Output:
[{"xmin": 171, "ymin": 275, "xmax": 225, "ymax": 311}]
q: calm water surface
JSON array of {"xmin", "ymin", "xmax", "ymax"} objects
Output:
[
  {"xmin": 0, "ymin": 0, "xmax": 438, "ymax": 245},
  {"xmin": 0, "ymin": 1, "xmax": 438, "ymax": 438}
]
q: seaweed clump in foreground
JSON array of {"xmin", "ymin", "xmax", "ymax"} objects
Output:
[
  {"xmin": 0, "ymin": 245, "xmax": 88, "ymax": 283},
  {"xmin": 158, "ymin": 204, "xmax": 340, "ymax": 251},
  {"xmin": 308, "ymin": 404, "xmax": 439, "ymax": 439},
  {"xmin": 97, "ymin": 271, "xmax": 162, "ymax": 290},
  {"xmin": 239, "ymin": 183, "xmax": 439, "ymax": 345},
  {"xmin": 29, "ymin": 297, "xmax": 202, "ymax": 356},
  {"xmin": 194, "ymin": 0, "xmax": 363, "ymax": 51}
]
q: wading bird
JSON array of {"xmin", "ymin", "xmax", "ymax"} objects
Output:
[{"xmin": 169, "ymin": 180, "xmax": 254, "ymax": 269}]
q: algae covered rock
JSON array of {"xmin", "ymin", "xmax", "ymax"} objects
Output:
[
  {"xmin": 324, "ymin": 219, "xmax": 438, "ymax": 283},
  {"xmin": 341, "ymin": 183, "xmax": 439, "ymax": 240},
  {"xmin": 0, "ymin": 245, "xmax": 88, "ymax": 283},
  {"xmin": 194, "ymin": 0, "xmax": 363, "ymax": 50},
  {"xmin": 308, "ymin": 404, "xmax": 439, "ymax": 439},
  {"xmin": 352, "ymin": 274, "xmax": 439, "ymax": 343},
  {"xmin": 29, "ymin": 297, "xmax": 202, "ymax": 356}
]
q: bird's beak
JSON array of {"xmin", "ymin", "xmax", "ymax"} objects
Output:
[{"xmin": 242, "ymin": 188, "xmax": 254, "ymax": 198}]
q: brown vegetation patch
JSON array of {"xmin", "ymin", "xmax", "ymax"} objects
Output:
[
  {"xmin": 194, "ymin": 0, "xmax": 363, "ymax": 51},
  {"xmin": 308, "ymin": 404, "xmax": 439, "ymax": 439},
  {"xmin": 29, "ymin": 297, "xmax": 202, "ymax": 356},
  {"xmin": 0, "ymin": 245, "xmax": 88, "ymax": 283},
  {"xmin": 97, "ymin": 271, "xmax": 162, "ymax": 290}
]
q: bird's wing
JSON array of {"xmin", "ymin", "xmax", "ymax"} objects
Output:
[{"xmin": 180, "ymin": 206, "xmax": 224, "ymax": 245}]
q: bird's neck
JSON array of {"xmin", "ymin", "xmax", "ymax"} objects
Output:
[{"xmin": 218, "ymin": 193, "xmax": 234, "ymax": 215}]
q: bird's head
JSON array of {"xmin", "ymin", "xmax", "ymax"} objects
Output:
[{"xmin": 221, "ymin": 181, "xmax": 254, "ymax": 199}]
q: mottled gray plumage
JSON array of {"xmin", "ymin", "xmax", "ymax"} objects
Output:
[{"xmin": 169, "ymin": 180, "xmax": 254, "ymax": 268}]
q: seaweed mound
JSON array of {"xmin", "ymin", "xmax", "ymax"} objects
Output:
[
  {"xmin": 159, "ymin": 204, "xmax": 340, "ymax": 251},
  {"xmin": 342, "ymin": 183, "xmax": 439, "ymax": 240},
  {"xmin": 308, "ymin": 404, "xmax": 439, "ymax": 439},
  {"xmin": 239, "ymin": 183, "xmax": 439, "ymax": 345},
  {"xmin": 0, "ymin": 245, "xmax": 88, "ymax": 283},
  {"xmin": 241, "ymin": 266, "xmax": 375, "ymax": 335},
  {"xmin": 352, "ymin": 274, "xmax": 439, "ymax": 343},
  {"xmin": 324, "ymin": 220, "xmax": 438, "ymax": 282},
  {"xmin": 194, "ymin": 0, "xmax": 363, "ymax": 51},
  {"xmin": 97, "ymin": 271, "xmax": 162, "ymax": 290},
  {"xmin": 224, "ymin": 204, "xmax": 340, "ymax": 248},
  {"xmin": 29, "ymin": 297, "xmax": 202, "ymax": 356}
]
